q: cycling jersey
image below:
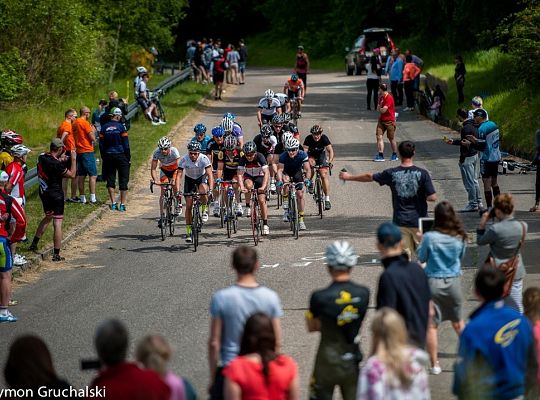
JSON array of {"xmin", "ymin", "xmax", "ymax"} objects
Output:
[
  {"xmin": 190, "ymin": 136, "xmax": 212, "ymax": 152},
  {"xmin": 279, "ymin": 150, "xmax": 308, "ymax": 176},
  {"xmin": 253, "ymin": 134, "xmax": 277, "ymax": 156},
  {"xmin": 152, "ymin": 146, "xmax": 180, "ymax": 172},
  {"xmin": 5, "ymin": 162, "xmax": 25, "ymax": 199},
  {"xmin": 274, "ymin": 93, "xmax": 288, "ymax": 106},
  {"xmin": 238, "ymin": 152, "xmax": 268, "ymax": 177},
  {"xmin": 477, "ymin": 120, "xmax": 501, "ymax": 162},
  {"xmin": 303, "ymin": 134, "xmax": 331, "ymax": 157},
  {"xmin": 0, "ymin": 152, "xmax": 13, "ymax": 170},
  {"xmin": 178, "ymin": 154, "xmax": 211, "ymax": 179},
  {"xmin": 232, "ymin": 122, "xmax": 243, "ymax": 139},
  {"xmin": 38, "ymin": 153, "xmax": 67, "ymax": 194},
  {"xmin": 285, "ymin": 78, "xmax": 304, "ymax": 94},
  {"xmin": 257, "ymin": 98, "xmax": 281, "ymax": 116},
  {"xmin": 207, "ymin": 139, "xmax": 223, "ymax": 170}
]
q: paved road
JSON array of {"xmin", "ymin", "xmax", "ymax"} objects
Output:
[{"xmin": 1, "ymin": 68, "xmax": 539, "ymax": 399}]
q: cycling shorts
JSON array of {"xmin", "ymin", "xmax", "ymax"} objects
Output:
[
  {"xmin": 261, "ymin": 113, "xmax": 275, "ymax": 124},
  {"xmin": 39, "ymin": 190, "xmax": 64, "ymax": 219},
  {"xmin": 184, "ymin": 175, "xmax": 208, "ymax": 194},
  {"xmin": 0, "ymin": 237, "xmax": 13, "ymax": 273},
  {"xmin": 137, "ymin": 97, "xmax": 151, "ymax": 110},
  {"xmin": 287, "ymin": 89, "xmax": 301, "ymax": 99},
  {"xmin": 309, "ymin": 152, "xmax": 328, "ymax": 167},
  {"xmin": 243, "ymin": 175, "xmax": 264, "ymax": 189},
  {"xmin": 284, "ymin": 170, "xmax": 304, "ymax": 187},
  {"xmin": 480, "ymin": 160, "xmax": 499, "ymax": 178},
  {"xmin": 223, "ymin": 169, "xmax": 239, "ymax": 182},
  {"xmin": 160, "ymin": 169, "xmax": 176, "ymax": 183}
]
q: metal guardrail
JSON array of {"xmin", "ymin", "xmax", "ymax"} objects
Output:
[{"xmin": 24, "ymin": 67, "xmax": 192, "ymax": 190}]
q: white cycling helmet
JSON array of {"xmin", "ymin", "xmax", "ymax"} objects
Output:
[
  {"xmin": 136, "ymin": 66, "xmax": 148, "ymax": 74},
  {"xmin": 158, "ymin": 136, "xmax": 171, "ymax": 150},
  {"xmin": 264, "ymin": 89, "xmax": 274, "ymax": 99},
  {"xmin": 223, "ymin": 135, "xmax": 237, "ymax": 150},
  {"xmin": 10, "ymin": 144, "xmax": 31, "ymax": 158},
  {"xmin": 221, "ymin": 117, "xmax": 234, "ymax": 133},
  {"xmin": 281, "ymin": 132, "xmax": 293, "ymax": 144},
  {"xmin": 325, "ymin": 241, "xmax": 358, "ymax": 269},
  {"xmin": 284, "ymin": 137, "xmax": 299, "ymax": 151}
]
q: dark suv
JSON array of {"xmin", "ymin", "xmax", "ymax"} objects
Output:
[{"xmin": 345, "ymin": 28, "xmax": 395, "ymax": 75}]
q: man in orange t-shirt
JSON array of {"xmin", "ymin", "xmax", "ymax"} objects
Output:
[
  {"xmin": 57, "ymin": 108, "xmax": 79, "ymax": 201},
  {"xmin": 73, "ymin": 106, "xmax": 98, "ymax": 204}
]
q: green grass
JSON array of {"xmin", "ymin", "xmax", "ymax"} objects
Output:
[{"xmin": 14, "ymin": 80, "xmax": 211, "ymax": 260}]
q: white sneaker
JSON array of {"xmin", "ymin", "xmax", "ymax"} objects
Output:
[
  {"xmin": 202, "ymin": 211, "xmax": 209, "ymax": 222},
  {"xmin": 430, "ymin": 363, "xmax": 442, "ymax": 375},
  {"xmin": 151, "ymin": 120, "xmax": 160, "ymax": 126},
  {"xmin": 246, "ymin": 207, "xmax": 251, "ymax": 217},
  {"xmin": 262, "ymin": 225, "xmax": 270, "ymax": 235},
  {"xmin": 270, "ymin": 182, "xmax": 276, "ymax": 193},
  {"xmin": 159, "ymin": 119, "xmax": 166, "ymax": 125},
  {"xmin": 299, "ymin": 221, "xmax": 307, "ymax": 231},
  {"xmin": 282, "ymin": 211, "xmax": 289, "ymax": 222},
  {"xmin": 13, "ymin": 254, "xmax": 27, "ymax": 266},
  {"xmin": 235, "ymin": 204, "xmax": 243, "ymax": 216}
]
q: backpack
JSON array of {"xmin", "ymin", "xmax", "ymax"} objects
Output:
[{"xmin": 0, "ymin": 192, "xmax": 13, "ymax": 232}]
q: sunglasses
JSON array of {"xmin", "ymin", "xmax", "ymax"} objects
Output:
[
  {"xmin": 189, "ymin": 152, "xmax": 199, "ymax": 156},
  {"xmin": 287, "ymin": 149, "xmax": 298, "ymax": 153}
]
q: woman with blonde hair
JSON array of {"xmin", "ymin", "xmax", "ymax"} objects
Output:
[
  {"xmin": 357, "ymin": 308, "xmax": 430, "ymax": 400},
  {"xmin": 136, "ymin": 335, "xmax": 196, "ymax": 400}
]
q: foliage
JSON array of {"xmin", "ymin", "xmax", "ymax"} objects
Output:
[{"xmin": 0, "ymin": 48, "xmax": 28, "ymax": 101}]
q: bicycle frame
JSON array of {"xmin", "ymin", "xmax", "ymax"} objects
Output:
[
  {"xmin": 283, "ymin": 182, "xmax": 302, "ymax": 239},
  {"xmin": 183, "ymin": 191, "xmax": 204, "ymax": 251},
  {"xmin": 249, "ymin": 188, "xmax": 264, "ymax": 245},
  {"xmin": 150, "ymin": 181, "xmax": 178, "ymax": 240}
]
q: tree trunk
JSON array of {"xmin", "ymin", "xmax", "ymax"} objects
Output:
[{"xmin": 108, "ymin": 23, "xmax": 122, "ymax": 84}]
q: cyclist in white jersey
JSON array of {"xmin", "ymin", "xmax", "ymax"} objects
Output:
[
  {"xmin": 150, "ymin": 137, "xmax": 181, "ymax": 226},
  {"xmin": 257, "ymin": 89, "xmax": 282, "ymax": 127},
  {"xmin": 274, "ymin": 92, "xmax": 289, "ymax": 113},
  {"xmin": 177, "ymin": 141, "xmax": 214, "ymax": 242}
]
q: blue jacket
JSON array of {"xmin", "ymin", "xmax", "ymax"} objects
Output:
[
  {"xmin": 453, "ymin": 300, "xmax": 536, "ymax": 399},
  {"xmin": 99, "ymin": 120, "xmax": 130, "ymax": 160},
  {"xmin": 386, "ymin": 56, "xmax": 404, "ymax": 82}
]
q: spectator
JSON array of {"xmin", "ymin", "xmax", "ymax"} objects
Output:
[
  {"xmin": 305, "ymin": 241, "xmax": 369, "ymax": 400},
  {"xmin": 454, "ymin": 55, "xmax": 466, "ymax": 104},
  {"xmin": 453, "ymin": 266, "xmax": 537, "ymax": 399},
  {"xmin": 133, "ymin": 66, "xmax": 148, "ymax": 97},
  {"xmin": 208, "ymin": 246, "xmax": 283, "ymax": 400},
  {"xmin": 295, "ymin": 45, "xmax": 310, "ymax": 91},
  {"xmin": 530, "ymin": 128, "xmax": 540, "ymax": 212},
  {"xmin": 467, "ymin": 96, "xmax": 489, "ymax": 120},
  {"xmin": 365, "ymin": 55, "xmax": 380, "ymax": 111},
  {"xmin": 4, "ymin": 335, "xmax": 71, "ymax": 389},
  {"xmin": 89, "ymin": 319, "xmax": 170, "ymax": 399},
  {"xmin": 136, "ymin": 335, "xmax": 197, "ymax": 400},
  {"xmin": 73, "ymin": 106, "xmax": 98, "ymax": 205},
  {"xmin": 524, "ymin": 287, "xmax": 540, "ymax": 385},
  {"xmin": 417, "ymin": 201, "xmax": 466, "ymax": 375},
  {"xmin": 374, "ymin": 83, "xmax": 398, "ymax": 162},
  {"xmin": 212, "ymin": 49, "xmax": 227, "ymax": 100},
  {"xmin": 194, "ymin": 41, "xmax": 209, "ymax": 84},
  {"xmin": 446, "ymin": 108, "xmax": 482, "ymax": 212},
  {"xmin": 227, "ymin": 45, "xmax": 240, "ymax": 85},
  {"xmin": 57, "ymin": 108, "xmax": 79, "ymax": 202},
  {"xmin": 340, "ymin": 141, "xmax": 437, "ymax": 259},
  {"xmin": 238, "ymin": 39, "xmax": 248, "ymax": 84},
  {"xmin": 405, "ymin": 49, "xmax": 423, "ymax": 92},
  {"xmin": 466, "ymin": 109, "xmax": 501, "ymax": 211},
  {"xmin": 91, "ymin": 99, "xmax": 108, "ymax": 134},
  {"xmin": 356, "ymin": 308, "xmax": 430, "ymax": 400},
  {"xmin": 402, "ymin": 55, "xmax": 421, "ymax": 111},
  {"xmin": 223, "ymin": 313, "xmax": 299, "ymax": 400},
  {"xmin": 136, "ymin": 73, "xmax": 164, "ymax": 126},
  {"xmin": 477, "ymin": 193, "xmax": 527, "ymax": 313},
  {"xmin": 99, "ymin": 108, "xmax": 130, "ymax": 212},
  {"xmin": 374, "ymin": 222, "xmax": 431, "ymax": 348},
  {"xmin": 29, "ymin": 138, "xmax": 76, "ymax": 261},
  {"xmin": 186, "ymin": 41, "xmax": 198, "ymax": 80},
  {"xmin": 386, "ymin": 49, "xmax": 404, "ymax": 106}
]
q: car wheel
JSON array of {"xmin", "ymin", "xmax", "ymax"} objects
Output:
[{"xmin": 346, "ymin": 65, "xmax": 354, "ymax": 76}]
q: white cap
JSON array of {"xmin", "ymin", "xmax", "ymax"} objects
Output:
[{"xmin": 0, "ymin": 171, "xmax": 9, "ymax": 182}]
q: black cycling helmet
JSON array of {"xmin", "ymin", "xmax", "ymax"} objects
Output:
[
  {"xmin": 187, "ymin": 141, "xmax": 202, "ymax": 152},
  {"xmin": 310, "ymin": 125, "xmax": 323, "ymax": 135},
  {"xmin": 288, "ymin": 124, "xmax": 299, "ymax": 134},
  {"xmin": 260, "ymin": 124, "xmax": 273, "ymax": 138},
  {"xmin": 243, "ymin": 141, "xmax": 257, "ymax": 154},
  {"xmin": 282, "ymin": 113, "xmax": 292, "ymax": 123},
  {"xmin": 271, "ymin": 114, "xmax": 284, "ymax": 124}
]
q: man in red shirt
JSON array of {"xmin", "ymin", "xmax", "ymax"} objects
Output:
[
  {"xmin": 88, "ymin": 319, "xmax": 170, "ymax": 400},
  {"xmin": 374, "ymin": 83, "xmax": 398, "ymax": 162}
]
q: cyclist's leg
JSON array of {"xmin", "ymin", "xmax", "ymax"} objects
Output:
[
  {"xmin": 244, "ymin": 177, "xmax": 254, "ymax": 208},
  {"xmin": 254, "ymin": 176, "xmax": 268, "ymax": 221}
]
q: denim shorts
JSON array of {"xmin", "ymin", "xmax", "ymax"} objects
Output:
[{"xmin": 77, "ymin": 152, "xmax": 97, "ymax": 177}]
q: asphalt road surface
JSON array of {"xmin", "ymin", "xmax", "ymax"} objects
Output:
[{"xmin": 1, "ymin": 68, "xmax": 539, "ymax": 399}]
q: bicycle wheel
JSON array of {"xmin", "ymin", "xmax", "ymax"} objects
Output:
[
  {"xmin": 158, "ymin": 101, "xmax": 166, "ymax": 122},
  {"xmin": 226, "ymin": 196, "xmax": 232, "ymax": 238},
  {"xmin": 168, "ymin": 197, "xmax": 176, "ymax": 236},
  {"xmin": 315, "ymin": 177, "xmax": 324, "ymax": 219},
  {"xmin": 251, "ymin": 198, "xmax": 260, "ymax": 246},
  {"xmin": 291, "ymin": 195, "xmax": 299, "ymax": 239},
  {"xmin": 232, "ymin": 199, "xmax": 238, "ymax": 234},
  {"xmin": 192, "ymin": 204, "xmax": 199, "ymax": 252},
  {"xmin": 159, "ymin": 196, "xmax": 167, "ymax": 241},
  {"xmin": 276, "ymin": 189, "xmax": 282, "ymax": 210}
]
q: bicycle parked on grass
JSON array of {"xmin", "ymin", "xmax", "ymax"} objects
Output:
[
  {"xmin": 150, "ymin": 181, "xmax": 180, "ymax": 240},
  {"xmin": 183, "ymin": 191, "xmax": 205, "ymax": 251},
  {"xmin": 149, "ymin": 89, "xmax": 166, "ymax": 123},
  {"xmin": 500, "ymin": 159, "xmax": 537, "ymax": 175}
]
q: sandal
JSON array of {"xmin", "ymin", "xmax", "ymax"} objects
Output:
[{"xmin": 530, "ymin": 205, "xmax": 540, "ymax": 212}]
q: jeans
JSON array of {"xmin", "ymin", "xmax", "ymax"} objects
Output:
[
  {"xmin": 366, "ymin": 78, "xmax": 379, "ymax": 109},
  {"xmin": 459, "ymin": 154, "xmax": 481, "ymax": 207},
  {"xmin": 404, "ymin": 80, "xmax": 415, "ymax": 108}
]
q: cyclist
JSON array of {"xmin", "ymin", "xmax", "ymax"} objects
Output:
[
  {"xmin": 150, "ymin": 137, "xmax": 182, "ymax": 228},
  {"xmin": 216, "ymin": 136, "xmax": 244, "ymax": 217},
  {"xmin": 283, "ymin": 73, "xmax": 305, "ymax": 115},
  {"xmin": 207, "ymin": 126, "xmax": 225, "ymax": 217},
  {"xmin": 303, "ymin": 125, "xmax": 334, "ymax": 210},
  {"xmin": 274, "ymin": 92, "xmax": 289, "ymax": 113},
  {"xmin": 253, "ymin": 125, "xmax": 277, "ymax": 190},
  {"xmin": 257, "ymin": 89, "xmax": 281, "ymax": 127},
  {"xmin": 0, "ymin": 130, "xmax": 23, "ymax": 170},
  {"xmin": 221, "ymin": 117, "xmax": 244, "ymax": 148},
  {"xmin": 282, "ymin": 113, "xmax": 294, "ymax": 132},
  {"xmin": 276, "ymin": 137, "xmax": 311, "ymax": 230},
  {"xmin": 133, "ymin": 66, "xmax": 147, "ymax": 96},
  {"xmin": 177, "ymin": 142, "xmax": 213, "ymax": 242},
  {"xmin": 237, "ymin": 141, "xmax": 270, "ymax": 235},
  {"xmin": 191, "ymin": 123, "xmax": 212, "ymax": 152}
]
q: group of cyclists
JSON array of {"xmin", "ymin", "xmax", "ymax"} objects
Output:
[{"xmin": 150, "ymin": 73, "xmax": 334, "ymax": 243}]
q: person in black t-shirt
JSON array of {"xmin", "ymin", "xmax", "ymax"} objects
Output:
[
  {"xmin": 303, "ymin": 125, "xmax": 334, "ymax": 210},
  {"xmin": 306, "ymin": 241, "xmax": 369, "ymax": 400},
  {"xmin": 29, "ymin": 138, "xmax": 77, "ymax": 261},
  {"xmin": 339, "ymin": 140, "xmax": 437, "ymax": 259}
]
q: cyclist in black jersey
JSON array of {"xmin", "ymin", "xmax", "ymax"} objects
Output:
[
  {"xmin": 254, "ymin": 125, "xmax": 278, "ymax": 192},
  {"xmin": 306, "ymin": 241, "xmax": 370, "ymax": 400},
  {"xmin": 304, "ymin": 125, "xmax": 334, "ymax": 210},
  {"xmin": 216, "ymin": 136, "xmax": 244, "ymax": 216},
  {"xmin": 207, "ymin": 126, "xmax": 225, "ymax": 217}
]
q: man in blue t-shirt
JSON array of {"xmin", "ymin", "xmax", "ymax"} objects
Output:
[{"xmin": 339, "ymin": 140, "xmax": 437, "ymax": 259}]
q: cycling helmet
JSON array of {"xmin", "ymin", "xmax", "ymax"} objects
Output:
[
  {"xmin": 243, "ymin": 141, "xmax": 257, "ymax": 154},
  {"xmin": 212, "ymin": 126, "xmax": 225, "ymax": 137},
  {"xmin": 221, "ymin": 117, "xmax": 234, "ymax": 133},
  {"xmin": 282, "ymin": 113, "xmax": 292, "ymax": 123},
  {"xmin": 136, "ymin": 66, "xmax": 148, "ymax": 74},
  {"xmin": 325, "ymin": 241, "xmax": 358, "ymax": 269},
  {"xmin": 291, "ymin": 73, "xmax": 299, "ymax": 81},
  {"xmin": 223, "ymin": 135, "xmax": 237, "ymax": 150},
  {"xmin": 187, "ymin": 141, "xmax": 202, "ymax": 152},
  {"xmin": 281, "ymin": 132, "xmax": 293, "ymax": 144},
  {"xmin": 158, "ymin": 136, "xmax": 171, "ymax": 150},
  {"xmin": 271, "ymin": 114, "xmax": 284, "ymax": 124},
  {"xmin": 260, "ymin": 124, "xmax": 273, "ymax": 138},
  {"xmin": 310, "ymin": 124, "xmax": 323, "ymax": 135},
  {"xmin": 1, "ymin": 130, "xmax": 23, "ymax": 147},
  {"xmin": 288, "ymin": 124, "xmax": 299, "ymax": 134},
  {"xmin": 194, "ymin": 123, "xmax": 207, "ymax": 135},
  {"xmin": 264, "ymin": 89, "xmax": 274, "ymax": 99},
  {"xmin": 10, "ymin": 144, "xmax": 31, "ymax": 158},
  {"xmin": 223, "ymin": 112, "xmax": 236, "ymax": 120},
  {"xmin": 284, "ymin": 137, "xmax": 300, "ymax": 151}
]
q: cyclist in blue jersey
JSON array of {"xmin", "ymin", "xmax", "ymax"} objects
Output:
[
  {"xmin": 191, "ymin": 123, "xmax": 212, "ymax": 152},
  {"xmin": 207, "ymin": 126, "xmax": 226, "ymax": 217},
  {"xmin": 276, "ymin": 137, "xmax": 311, "ymax": 230}
]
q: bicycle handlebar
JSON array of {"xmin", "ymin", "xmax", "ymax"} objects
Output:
[{"xmin": 150, "ymin": 180, "xmax": 174, "ymax": 193}]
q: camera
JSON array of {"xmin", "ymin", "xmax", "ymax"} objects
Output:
[{"xmin": 80, "ymin": 359, "xmax": 101, "ymax": 370}]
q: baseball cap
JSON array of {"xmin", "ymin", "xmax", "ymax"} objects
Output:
[
  {"xmin": 0, "ymin": 172, "xmax": 9, "ymax": 182},
  {"xmin": 377, "ymin": 222, "xmax": 402, "ymax": 248},
  {"xmin": 110, "ymin": 107, "xmax": 123, "ymax": 116},
  {"xmin": 51, "ymin": 138, "xmax": 64, "ymax": 148},
  {"xmin": 472, "ymin": 108, "xmax": 487, "ymax": 119}
]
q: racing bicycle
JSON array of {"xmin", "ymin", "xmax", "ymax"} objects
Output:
[
  {"xmin": 150, "ymin": 181, "xmax": 179, "ymax": 240},
  {"xmin": 289, "ymin": 98, "xmax": 301, "ymax": 125},
  {"xmin": 282, "ymin": 182, "xmax": 302, "ymax": 240},
  {"xmin": 220, "ymin": 180, "xmax": 239, "ymax": 238},
  {"xmin": 183, "ymin": 191, "xmax": 205, "ymax": 252},
  {"xmin": 311, "ymin": 164, "xmax": 332, "ymax": 218},
  {"xmin": 500, "ymin": 159, "xmax": 537, "ymax": 175},
  {"xmin": 248, "ymin": 188, "xmax": 264, "ymax": 246},
  {"xmin": 149, "ymin": 89, "xmax": 166, "ymax": 122}
]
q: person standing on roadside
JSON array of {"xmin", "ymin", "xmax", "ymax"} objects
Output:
[
  {"xmin": 446, "ymin": 108, "xmax": 482, "ymax": 212},
  {"xmin": 99, "ymin": 108, "xmax": 130, "ymax": 212},
  {"xmin": 467, "ymin": 96, "xmax": 489, "ymax": 120},
  {"xmin": 374, "ymin": 83, "xmax": 398, "ymax": 162},
  {"xmin": 454, "ymin": 55, "xmax": 466, "ymax": 104},
  {"xmin": 365, "ymin": 56, "xmax": 380, "ymax": 111},
  {"xmin": 405, "ymin": 49, "xmax": 423, "ymax": 93},
  {"xmin": 386, "ymin": 49, "xmax": 404, "ymax": 106},
  {"xmin": 57, "ymin": 108, "xmax": 79, "ymax": 202},
  {"xmin": 306, "ymin": 241, "xmax": 370, "ymax": 400},
  {"xmin": 208, "ymin": 246, "xmax": 283, "ymax": 400},
  {"xmin": 238, "ymin": 39, "xmax": 248, "ymax": 84},
  {"xmin": 402, "ymin": 56, "xmax": 421, "ymax": 111},
  {"xmin": 530, "ymin": 129, "xmax": 540, "ymax": 212},
  {"xmin": 295, "ymin": 45, "xmax": 310, "ymax": 92},
  {"xmin": 340, "ymin": 141, "xmax": 437, "ymax": 259},
  {"xmin": 29, "ymin": 138, "xmax": 77, "ymax": 261},
  {"xmin": 91, "ymin": 99, "xmax": 107, "ymax": 134},
  {"xmin": 212, "ymin": 49, "xmax": 227, "ymax": 100},
  {"xmin": 226, "ymin": 45, "xmax": 240, "ymax": 85},
  {"xmin": 73, "ymin": 106, "xmax": 98, "ymax": 205}
]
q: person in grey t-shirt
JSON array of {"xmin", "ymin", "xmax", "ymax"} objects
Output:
[{"xmin": 208, "ymin": 246, "xmax": 283, "ymax": 400}]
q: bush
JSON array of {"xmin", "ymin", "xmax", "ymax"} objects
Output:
[{"xmin": 0, "ymin": 48, "xmax": 28, "ymax": 101}]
